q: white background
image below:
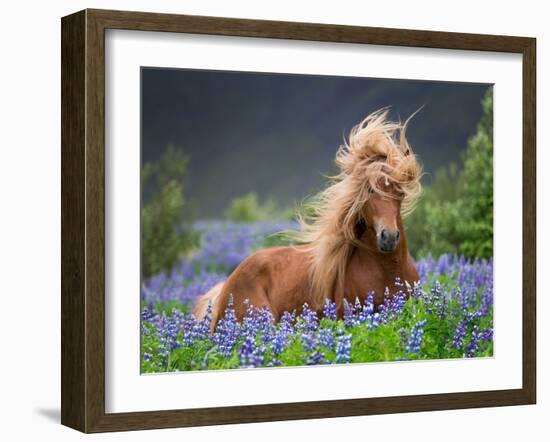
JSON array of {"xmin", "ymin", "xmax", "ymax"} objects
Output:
[
  {"xmin": 0, "ymin": 0, "xmax": 547, "ymax": 440},
  {"xmin": 106, "ymin": 30, "xmax": 523, "ymax": 413}
]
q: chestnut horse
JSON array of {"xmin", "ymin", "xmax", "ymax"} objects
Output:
[{"xmin": 194, "ymin": 110, "xmax": 422, "ymax": 327}]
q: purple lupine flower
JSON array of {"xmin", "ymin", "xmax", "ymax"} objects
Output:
[
  {"xmin": 350, "ymin": 292, "xmax": 381, "ymax": 330},
  {"xmin": 141, "ymin": 219, "xmax": 298, "ymax": 308},
  {"xmin": 357, "ymin": 302, "xmax": 369, "ymax": 324},
  {"xmin": 380, "ymin": 286, "xmax": 391, "ymax": 311},
  {"xmin": 378, "ymin": 285, "xmax": 407, "ymax": 324},
  {"xmin": 365, "ymin": 312, "xmax": 381, "ymax": 330},
  {"xmin": 466, "ymin": 325, "xmax": 481, "ymax": 357},
  {"xmin": 307, "ymin": 351, "xmax": 325, "ymax": 365},
  {"xmin": 212, "ymin": 296, "xmax": 240, "ymax": 358},
  {"xmin": 180, "ymin": 304, "xmax": 212, "ymax": 347},
  {"xmin": 180, "ymin": 314, "xmax": 198, "ymax": 347},
  {"xmin": 239, "ymin": 335, "xmax": 265, "ymax": 368},
  {"xmin": 179, "ymin": 271, "xmax": 226, "ymax": 303},
  {"xmin": 323, "ymin": 299, "xmax": 337, "ymax": 321},
  {"xmin": 480, "ymin": 328, "xmax": 493, "ymax": 343},
  {"xmin": 480, "ymin": 286, "xmax": 493, "ymax": 316},
  {"xmin": 318, "ymin": 328, "xmax": 335, "ymax": 349},
  {"xmin": 297, "ymin": 303, "xmax": 319, "ymax": 332},
  {"xmin": 452, "ymin": 320, "xmax": 467, "ymax": 350},
  {"xmin": 280, "ymin": 310, "xmax": 296, "ymax": 328},
  {"xmin": 388, "ymin": 291, "xmax": 407, "ymax": 317},
  {"xmin": 301, "ymin": 332, "xmax": 317, "ymax": 352},
  {"xmin": 265, "ymin": 309, "xmax": 294, "ymax": 363},
  {"xmin": 141, "ymin": 306, "xmax": 156, "ymax": 322},
  {"xmin": 410, "ymin": 281, "xmax": 423, "ymax": 300},
  {"xmin": 437, "ymin": 254, "xmax": 450, "ymax": 275},
  {"xmin": 240, "ymin": 299, "xmax": 259, "ymax": 340},
  {"xmin": 141, "ymin": 270, "xmax": 225, "ymax": 306},
  {"xmin": 454, "ymin": 286, "xmax": 469, "ymax": 312},
  {"xmin": 406, "ymin": 320, "xmax": 427, "ymax": 354},
  {"xmin": 256, "ymin": 306, "xmax": 276, "ymax": 341},
  {"xmin": 343, "ymin": 300, "xmax": 358, "ymax": 327},
  {"xmin": 335, "ymin": 331, "xmax": 352, "ymax": 364},
  {"xmin": 430, "ymin": 280, "xmax": 451, "ymax": 318},
  {"xmin": 140, "ymin": 229, "xmax": 494, "ymax": 372},
  {"xmin": 269, "ymin": 310, "xmax": 295, "ymax": 358},
  {"xmin": 270, "ymin": 329, "xmax": 290, "ymax": 355},
  {"xmin": 194, "ymin": 301, "xmax": 212, "ymax": 340},
  {"xmin": 465, "ymin": 310, "xmax": 482, "ymax": 325},
  {"xmin": 150, "ymin": 312, "xmax": 181, "ymax": 367},
  {"xmin": 170, "ymin": 308, "xmax": 187, "ymax": 332},
  {"xmin": 363, "ymin": 292, "xmax": 375, "ymax": 315},
  {"xmin": 190, "ymin": 220, "xmax": 299, "ymax": 275},
  {"xmin": 279, "ymin": 312, "xmax": 295, "ymax": 337}
]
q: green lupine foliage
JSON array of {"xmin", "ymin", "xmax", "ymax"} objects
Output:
[{"xmin": 141, "ymin": 271, "xmax": 493, "ymax": 373}]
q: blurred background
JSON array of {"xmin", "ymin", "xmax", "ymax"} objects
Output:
[{"xmin": 141, "ymin": 68, "xmax": 493, "ymax": 278}]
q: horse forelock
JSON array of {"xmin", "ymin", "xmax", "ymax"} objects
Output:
[{"xmin": 292, "ymin": 109, "xmax": 423, "ymax": 308}]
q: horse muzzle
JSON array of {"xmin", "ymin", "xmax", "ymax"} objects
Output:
[{"xmin": 377, "ymin": 228, "xmax": 400, "ymax": 253}]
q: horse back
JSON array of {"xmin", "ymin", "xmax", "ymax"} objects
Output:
[{"xmin": 216, "ymin": 245, "xmax": 313, "ymax": 321}]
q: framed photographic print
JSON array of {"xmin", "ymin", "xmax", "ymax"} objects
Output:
[{"xmin": 61, "ymin": 9, "xmax": 536, "ymax": 433}]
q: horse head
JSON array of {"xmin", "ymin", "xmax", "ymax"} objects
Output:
[{"xmin": 363, "ymin": 179, "xmax": 403, "ymax": 253}]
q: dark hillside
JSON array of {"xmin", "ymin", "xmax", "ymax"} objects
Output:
[{"xmin": 142, "ymin": 68, "xmax": 490, "ymax": 217}]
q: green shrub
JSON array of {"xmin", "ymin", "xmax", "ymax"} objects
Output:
[
  {"xmin": 224, "ymin": 192, "xmax": 290, "ymax": 222},
  {"xmin": 141, "ymin": 145, "xmax": 198, "ymax": 277},
  {"xmin": 407, "ymin": 89, "xmax": 493, "ymax": 259},
  {"xmin": 406, "ymin": 165, "xmax": 463, "ymax": 257},
  {"xmin": 456, "ymin": 91, "xmax": 493, "ymax": 258}
]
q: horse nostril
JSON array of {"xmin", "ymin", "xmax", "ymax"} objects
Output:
[
  {"xmin": 381, "ymin": 230, "xmax": 388, "ymax": 241},
  {"xmin": 396, "ymin": 230, "xmax": 400, "ymax": 241}
]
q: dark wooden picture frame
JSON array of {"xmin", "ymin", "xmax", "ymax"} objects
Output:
[{"xmin": 61, "ymin": 8, "xmax": 536, "ymax": 433}]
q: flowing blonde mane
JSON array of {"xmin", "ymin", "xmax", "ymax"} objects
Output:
[{"xmin": 293, "ymin": 109, "xmax": 423, "ymax": 309}]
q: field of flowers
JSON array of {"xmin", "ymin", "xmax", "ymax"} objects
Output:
[{"xmin": 141, "ymin": 221, "xmax": 493, "ymax": 373}]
